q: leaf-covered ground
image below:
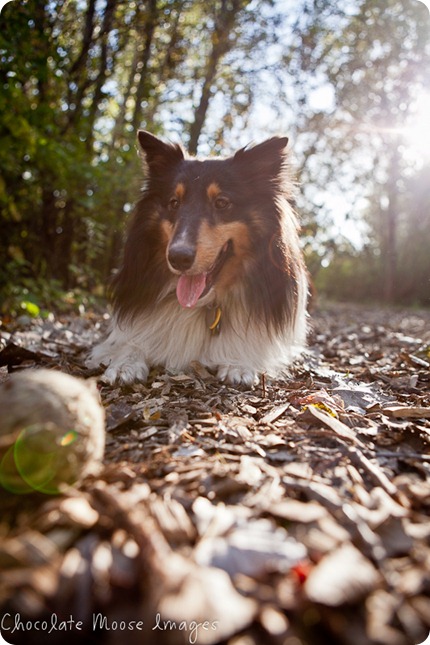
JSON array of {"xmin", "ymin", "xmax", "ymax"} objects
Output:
[{"xmin": 0, "ymin": 303, "xmax": 429, "ymax": 645}]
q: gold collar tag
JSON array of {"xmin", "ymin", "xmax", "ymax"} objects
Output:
[{"xmin": 209, "ymin": 307, "xmax": 222, "ymax": 334}]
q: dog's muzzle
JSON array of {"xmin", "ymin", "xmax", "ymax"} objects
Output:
[{"xmin": 173, "ymin": 239, "xmax": 233, "ymax": 308}]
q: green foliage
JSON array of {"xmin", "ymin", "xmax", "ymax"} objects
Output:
[
  {"xmin": 1, "ymin": 272, "xmax": 100, "ymax": 319},
  {"xmin": 314, "ymin": 247, "xmax": 384, "ymax": 304}
]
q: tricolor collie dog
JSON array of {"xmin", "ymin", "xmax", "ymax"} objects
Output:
[{"xmin": 89, "ymin": 131, "xmax": 308, "ymax": 386}]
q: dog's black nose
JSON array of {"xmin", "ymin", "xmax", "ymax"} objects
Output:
[{"xmin": 168, "ymin": 244, "xmax": 196, "ymax": 271}]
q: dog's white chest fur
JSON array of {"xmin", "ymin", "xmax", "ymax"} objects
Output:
[{"xmin": 89, "ymin": 281, "xmax": 307, "ymax": 386}]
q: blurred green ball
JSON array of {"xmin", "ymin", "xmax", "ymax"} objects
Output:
[{"xmin": 0, "ymin": 370, "xmax": 105, "ymax": 494}]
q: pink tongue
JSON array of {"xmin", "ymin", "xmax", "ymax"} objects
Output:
[{"xmin": 176, "ymin": 274, "xmax": 207, "ymax": 308}]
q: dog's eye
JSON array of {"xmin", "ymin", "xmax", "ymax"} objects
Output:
[
  {"xmin": 214, "ymin": 196, "xmax": 230, "ymax": 210},
  {"xmin": 168, "ymin": 198, "xmax": 180, "ymax": 211}
]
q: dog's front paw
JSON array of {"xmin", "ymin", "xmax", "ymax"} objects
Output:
[
  {"xmin": 97, "ymin": 358, "xmax": 148, "ymax": 385},
  {"xmin": 88, "ymin": 342, "xmax": 149, "ymax": 385},
  {"xmin": 217, "ymin": 365, "xmax": 259, "ymax": 387}
]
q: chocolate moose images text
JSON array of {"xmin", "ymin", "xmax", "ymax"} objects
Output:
[{"xmin": 1, "ymin": 612, "xmax": 220, "ymax": 644}]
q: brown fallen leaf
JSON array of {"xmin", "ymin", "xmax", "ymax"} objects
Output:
[
  {"xmin": 383, "ymin": 406, "xmax": 430, "ymax": 419},
  {"xmin": 260, "ymin": 403, "xmax": 290, "ymax": 424},
  {"xmin": 157, "ymin": 557, "xmax": 257, "ymax": 644},
  {"xmin": 0, "ymin": 342, "xmax": 44, "ymax": 368},
  {"xmin": 306, "ymin": 404, "xmax": 366, "ymax": 447},
  {"xmin": 304, "ymin": 542, "xmax": 380, "ymax": 606},
  {"xmin": 265, "ymin": 499, "xmax": 327, "ymax": 523},
  {"xmin": 194, "ymin": 516, "xmax": 307, "ymax": 579},
  {"xmin": 58, "ymin": 497, "xmax": 100, "ymax": 528}
]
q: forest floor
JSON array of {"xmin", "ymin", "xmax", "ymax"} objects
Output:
[{"xmin": 0, "ymin": 302, "xmax": 429, "ymax": 645}]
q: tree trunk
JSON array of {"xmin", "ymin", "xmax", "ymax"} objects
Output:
[
  {"xmin": 65, "ymin": 0, "xmax": 97, "ymax": 129},
  {"xmin": 70, "ymin": 0, "xmax": 97, "ymax": 76},
  {"xmin": 55, "ymin": 202, "xmax": 75, "ymax": 288},
  {"xmin": 382, "ymin": 146, "xmax": 400, "ymax": 303},
  {"xmin": 37, "ymin": 187, "xmax": 61, "ymax": 277},
  {"xmin": 85, "ymin": 0, "xmax": 118, "ymax": 147},
  {"xmin": 157, "ymin": 2, "xmax": 186, "ymax": 81},
  {"xmin": 131, "ymin": 0, "xmax": 159, "ymax": 132},
  {"xmin": 188, "ymin": 0, "xmax": 247, "ymax": 154},
  {"xmin": 111, "ymin": 5, "xmax": 144, "ymax": 148},
  {"xmin": 32, "ymin": 2, "xmax": 50, "ymax": 104}
]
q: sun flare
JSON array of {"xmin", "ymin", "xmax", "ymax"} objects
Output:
[{"xmin": 400, "ymin": 91, "xmax": 430, "ymax": 163}]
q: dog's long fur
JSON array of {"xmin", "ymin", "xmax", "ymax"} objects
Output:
[{"xmin": 89, "ymin": 131, "xmax": 308, "ymax": 386}]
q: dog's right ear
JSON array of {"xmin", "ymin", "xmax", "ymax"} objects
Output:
[
  {"xmin": 137, "ymin": 130, "xmax": 184, "ymax": 171},
  {"xmin": 233, "ymin": 136, "xmax": 289, "ymax": 180}
]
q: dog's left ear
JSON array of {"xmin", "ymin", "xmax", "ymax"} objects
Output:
[
  {"xmin": 138, "ymin": 130, "xmax": 184, "ymax": 171},
  {"xmin": 233, "ymin": 136, "xmax": 289, "ymax": 178}
]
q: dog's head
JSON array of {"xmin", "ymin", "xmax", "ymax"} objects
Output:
[{"xmin": 136, "ymin": 130, "xmax": 295, "ymax": 309}]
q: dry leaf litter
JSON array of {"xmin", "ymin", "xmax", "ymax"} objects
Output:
[{"xmin": 0, "ymin": 303, "xmax": 429, "ymax": 645}]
